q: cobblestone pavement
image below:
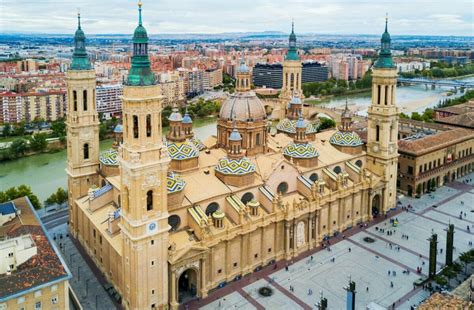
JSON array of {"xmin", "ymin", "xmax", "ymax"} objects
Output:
[
  {"xmin": 48, "ymin": 224, "xmax": 117, "ymax": 310},
  {"xmin": 190, "ymin": 174, "xmax": 474, "ymax": 310}
]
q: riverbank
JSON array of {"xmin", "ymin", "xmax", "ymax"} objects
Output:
[{"xmin": 305, "ymin": 88, "xmax": 371, "ymax": 105}]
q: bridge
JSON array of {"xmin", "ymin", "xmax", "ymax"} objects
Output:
[
  {"xmin": 263, "ymin": 99, "xmax": 366, "ymax": 124},
  {"xmin": 397, "ymin": 77, "xmax": 474, "ymax": 88}
]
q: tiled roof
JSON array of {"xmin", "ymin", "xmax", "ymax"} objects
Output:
[
  {"xmin": 398, "ymin": 127, "xmax": 474, "ymax": 155},
  {"xmin": 434, "ymin": 101, "xmax": 474, "ymax": 115},
  {"xmin": 0, "ymin": 197, "xmax": 69, "ymax": 300},
  {"xmin": 436, "ymin": 112, "xmax": 474, "ymax": 129},
  {"xmin": 418, "ymin": 292, "xmax": 472, "ymax": 309}
]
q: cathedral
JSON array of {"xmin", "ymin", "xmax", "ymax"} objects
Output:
[{"xmin": 66, "ymin": 4, "xmax": 399, "ymax": 309}]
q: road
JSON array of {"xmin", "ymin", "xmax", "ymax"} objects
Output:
[{"xmin": 41, "ymin": 208, "xmax": 69, "ymax": 230}]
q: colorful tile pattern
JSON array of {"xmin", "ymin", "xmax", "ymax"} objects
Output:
[
  {"xmin": 329, "ymin": 131, "xmax": 363, "ymax": 147},
  {"xmin": 283, "ymin": 142, "xmax": 319, "ymax": 159},
  {"xmin": 167, "ymin": 172, "xmax": 186, "ymax": 193},
  {"xmin": 99, "ymin": 148, "xmax": 119, "ymax": 166},
  {"xmin": 276, "ymin": 118, "xmax": 318, "ymax": 134},
  {"xmin": 190, "ymin": 137, "xmax": 205, "ymax": 151},
  {"xmin": 166, "ymin": 141, "xmax": 199, "ymax": 160},
  {"xmin": 215, "ymin": 157, "xmax": 256, "ymax": 175}
]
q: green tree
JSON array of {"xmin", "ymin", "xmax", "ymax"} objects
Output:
[
  {"xmin": 3, "ymin": 123, "xmax": 11, "ymax": 137},
  {"xmin": 9, "ymin": 138, "xmax": 29, "ymax": 157},
  {"xmin": 13, "ymin": 122, "xmax": 25, "ymax": 136},
  {"xmin": 29, "ymin": 133, "xmax": 48, "ymax": 152},
  {"xmin": 411, "ymin": 112, "xmax": 423, "ymax": 121},
  {"xmin": 51, "ymin": 119, "xmax": 66, "ymax": 137},
  {"xmin": 45, "ymin": 187, "xmax": 68, "ymax": 206},
  {"xmin": 0, "ymin": 185, "xmax": 41, "ymax": 209},
  {"xmin": 459, "ymin": 251, "xmax": 474, "ymax": 274},
  {"xmin": 318, "ymin": 117, "xmax": 336, "ymax": 131}
]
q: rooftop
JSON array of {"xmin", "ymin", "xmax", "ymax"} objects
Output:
[
  {"xmin": 398, "ymin": 127, "xmax": 474, "ymax": 156},
  {"xmin": 0, "ymin": 197, "xmax": 70, "ymax": 301},
  {"xmin": 435, "ymin": 111, "xmax": 474, "ymax": 129}
]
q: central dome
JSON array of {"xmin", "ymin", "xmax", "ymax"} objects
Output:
[{"xmin": 219, "ymin": 92, "xmax": 267, "ymax": 122}]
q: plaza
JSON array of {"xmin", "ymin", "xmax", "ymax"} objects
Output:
[{"xmin": 193, "ymin": 174, "xmax": 474, "ymax": 310}]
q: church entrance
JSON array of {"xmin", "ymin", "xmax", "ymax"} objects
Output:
[
  {"xmin": 178, "ymin": 269, "xmax": 197, "ymax": 303},
  {"xmin": 372, "ymin": 195, "xmax": 381, "ymax": 217}
]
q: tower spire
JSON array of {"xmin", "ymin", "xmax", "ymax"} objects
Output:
[
  {"xmin": 77, "ymin": 9, "xmax": 81, "ymax": 29},
  {"xmin": 385, "ymin": 13, "xmax": 388, "ymax": 33},
  {"xmin": 138, "ymin": 0, "xmax": 143, "ymax": 26},
  {"xmin": 71, "ymin": 11, "xmax": 91, "ymax": 70}
]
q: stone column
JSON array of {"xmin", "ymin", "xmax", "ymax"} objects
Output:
[
  {"xmin": 285, "ymin": 222, "xmax": 291, "ymax": 260},
  {"xmin": 200, "ymin": 260, "xmax": 208, "ymax": 298},
  {"xmin": 170, "ymin": 272, "xmax": 178, "ymax": 310},
  {"xmin": 308, "ymin": 214, "xmax": 314, "ymax": 249}
]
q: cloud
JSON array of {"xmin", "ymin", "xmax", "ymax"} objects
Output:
[{"xmin": 0, "ymin": 0, "xmax": 472, "ymax": 36}]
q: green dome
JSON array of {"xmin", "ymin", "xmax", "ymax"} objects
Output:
[
  {"xmin": 126, "ymin": 2, "xmax": 156, "ymax": 86},
  {"xmin": 285, "ymin": 21, "xmax": 300, "ymax": 61},
  {"xmin": 70, "ymin": 13, "xmax": 91, "ymax": 71},
  {"xmin": 374, "ymin": 18, "xmax": 394, "ymax": 69}
]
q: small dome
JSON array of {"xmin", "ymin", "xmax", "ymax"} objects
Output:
[
  {"xmin": 219, "ymin": 92, "xmax": 266, "ymax": 122},
  {"xmin": 168, "ymin": 108, "xmax": 183, "ymax": 122},
  {"xmin": 296, "ymin": 116, "xmax": 306, "ymax": 129},
  {"xmin": 167, "ymin": 172, "xmax": 186, "ymax": 193},
  {"xmin": 381, "ymin": 31, "xmax": 391, "ymax": 43},
  {"xmin": 277, "ymin": 118, "xmax": 318, "ymax": 134},
  {"xmin": 215, "ymin": 157, "xmax": 256, "ymax": 176},
  {"xmin": 166, "ymin": 141, "xmax": 199, "ymax": 160},
  {"xmin": 229, "ymin": 128, "xmax": 242, "ymax": 141},
  {"xmin": 329, "ymin": 131, "xmax": 363, "ymax": 147},
  {"xmin": 99, "ymin": 149, "xmax": 119, "ymax": 166},
  {"xmin": 113, "ymin": 124, "xmax": 123, "ymax": 133},
  {"xmin": 133, "ymin": 25, "xmax": 148, "ymax": 42},
  {"xmin": 237, "ymin": 58, "xmax": 249, "ymax": 73},
  {"xmin": 283, "ymin": 142, "xmax": 319, "ymax": 159},
  {"xmin": 212, "ymin": 210, "xmax": 225, "ymax": 219},
  {"xmin": 74, "ymin": 28, "xmax": 85, "ymax": 40},
  {"xmin": 182, "ymin": 112, "xmax": 192, "ymax": 124}
]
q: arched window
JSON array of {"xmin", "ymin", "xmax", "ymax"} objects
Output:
[
  {"xmin": 376, "ymin": 125, "xmax": 380, "ymax": 142},
  {"xmin": 355, "ymin": 160, "xmax": 363, "ymax": 168},
  {"xmin": 133, "ymin": 115, "xmax": 139, "ymax": 139},
  {"xmin": 146, "ymin": 114, "xmax": 152, "ymax": 137},
  {"xmin": 83, "ymin": 143, "xmax": 89, "ymax": 160},
  {"xmin": 385, "ymin": 85, "xmax": 389, "ymax": 105},
  {"xmin": 205, "ymin": 202, "xmax": 219, "ymax": 216},
  {"xmin": 309, "ymin": 173, "xmax": 318, "ymax": 182},
  {"xmin": 256, "ymin": 133, "xmax": 261, "ymax": 146},
  {"xmin": 333, "ymin": 166, "xmax": 342, "ymax": 174},
  {"xmin": 277, "ymin": 182, "xmax": 288, "ymax": 195},
  {"xmin": 117, "ymin": 194, "xmax": 121, "ymax": 207},
  {"xmin": 168, "ymin": 215, "xmax": 181, "ymax": 231},
  {"xmin": 83, "ymin": 90, "xmax": 88, "ymax": 111},
  {"xmin": 146, "ymin": 190, "xmax": 153, "ymax": 211},
  {"xmin": 241, "ymin": 192, "xmax": 254, "ymax": 205},
  {"xmin": 73, "ymin": 90, "xmax": 77, "ymax": 111}
]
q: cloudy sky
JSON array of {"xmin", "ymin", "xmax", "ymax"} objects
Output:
[{"xmin": 1, "ymin": 0, "xmax": 473, "ymax": 36}]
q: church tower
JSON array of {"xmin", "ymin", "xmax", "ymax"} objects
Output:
[
  {"xmin": 280, "ymin": 22, "xmax": 303, "ymax": 101},
  {"xmin": 366, "ymin": 17, "xmax": 399, "ymax": 214},
  {"xmin": 119, "ymin": 2, "xmax": 170, "ymax": 309},
  {"xmin": 66, "ymin": 12, "xmax": 100, "ymax": 237}
]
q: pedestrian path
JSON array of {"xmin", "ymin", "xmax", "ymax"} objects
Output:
[{"xmin": 193, "ymin": 176, "xmax": 474, "ymax": 310}]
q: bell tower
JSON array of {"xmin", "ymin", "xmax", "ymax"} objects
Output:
[
  {"xmin": 119, "ymin": 1, "xmax": 170, "ymax": 309},
  {"xmin": 280, "ymin": 22, "xmax": 303, "ymax": 102},
  {"xmin": 66, "ymin": 12, "xmax": 100, "ymax": 237},
  {"xmin": 366, "ymin": 16, "xmax": 399, "ymax": 214}
]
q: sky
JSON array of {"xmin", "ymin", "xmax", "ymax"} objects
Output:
[{"xmin": 1, "ymin": 0, "xmax": 473, "ymax": 36}]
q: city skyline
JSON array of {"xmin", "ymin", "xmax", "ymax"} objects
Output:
[{"xmin": 1, "ymin": 0, "xmax": 473, "ymax": 36}]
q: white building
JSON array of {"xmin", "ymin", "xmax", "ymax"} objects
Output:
[
  {"xmin": 396, "ymin": 61, "xmax": 431, "ymax": 73},
  {"xmin": 0, "ymin": 235, "xmax": 37, "ymax": 275},
  {"xmin": 96, "ymin": 84, "xmax": 123, "ymax": 118}
]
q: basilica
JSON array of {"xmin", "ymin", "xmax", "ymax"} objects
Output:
[{"xmin": 66, "ymin": 3, "xmax": 399, "ymax": 309}]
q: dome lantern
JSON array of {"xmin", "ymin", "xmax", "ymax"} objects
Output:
[
  {"xmin": 70, "ymin": 11, "xmax": 92, "ymax": 70},
  {"xmin": 126, "ymin": 0, "xmax": 156, "ymax": 86}
]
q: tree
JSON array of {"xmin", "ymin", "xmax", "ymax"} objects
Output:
[
  {"xmin": 318, "ymin": 117, "xmax": 336, "ymax": 131},
  {"xmin": 51, "ymin": 119, "xmax": 66, "ymax": 137},
  {"xmin": 3, "ymin": 123, "xmax": 11, "ymax": 137},
  {"xmin": 13, "ymin": 122, "xmax": 25, "ymax": 136},
  {"xmin": 9, "ymin": 138, "xmax": 28, "ymax": 157},
  {"xmin": 29, "ymin": 133, "xmax": 48, "ymax": 152},
  {"xmin": 45, "ymin": 187, "xmax": 68, "ymax": 206},
  {"xmin": 459, "ymin": 251, "xmax": 474, "ymax": 274},
  {"xmin": 0, "ymin": 185, "xmax": 41, "ymax": 209}
]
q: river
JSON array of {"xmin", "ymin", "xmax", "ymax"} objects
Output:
[
  {"xmin": 1, "ymin": 77, "xmax": 472, "ymax": 203},
  {"xmin": 0, "ymin": 117, "xmax": 217, "ymax": 203},
  {"xmin": 314, "ymin": 76, "xmax": 474, "ymax": 117}
]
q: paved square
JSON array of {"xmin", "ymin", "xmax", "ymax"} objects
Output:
[{"xmin": 197, "ymin": 175, "xmax": 474, "ymax": 310}]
